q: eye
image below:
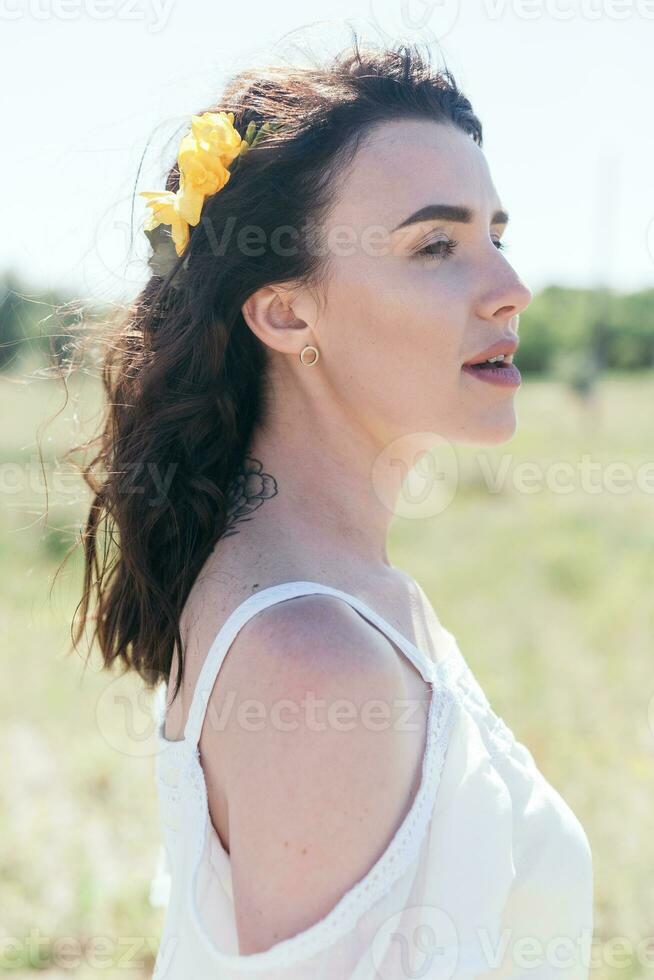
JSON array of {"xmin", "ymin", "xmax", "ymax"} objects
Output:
[
  {"xmin": 414, "ymin": 236, "xmax": 507, "ymax": 261},
  {"xmin": 414, "ymin": 237, "xmax": 459, "ymax": 261}
]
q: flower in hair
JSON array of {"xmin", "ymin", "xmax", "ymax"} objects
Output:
[{"xmin": 140, "ymin": 110, "xmax": 282, "ymax": 263}]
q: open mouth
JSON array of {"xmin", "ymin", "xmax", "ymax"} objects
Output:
[
  {"xmin": 461, "ymin": 356, "xmax": 521, "ymax": 386},
  {"xmin": 464, "ymin": 354, "xmax": 512, "ymax": 370}
]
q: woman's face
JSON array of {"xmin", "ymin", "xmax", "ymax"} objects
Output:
[{"xmin": 310, "ymin": 118, "xmax": 533, "ymax": 448}]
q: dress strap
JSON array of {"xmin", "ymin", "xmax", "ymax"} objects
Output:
[{"xmin": 182, "ymin": 580, "xmax": 437, "ymax": 750}]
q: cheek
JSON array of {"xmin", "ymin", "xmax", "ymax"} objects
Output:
[
  {"xmin": 324, "ymin": 255, "xmax": 465, "ymax": 349},
  {"xmin": 318, "ymin": 259, "xmax": 467, "ymax": 422}
]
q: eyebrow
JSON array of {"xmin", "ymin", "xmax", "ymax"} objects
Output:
[{"xmin": 392, "ymin": 203, "xmax": 509, "ymax": 232}]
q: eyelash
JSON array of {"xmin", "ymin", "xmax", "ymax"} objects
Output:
[{"xmin": 414, "ymin": 237, "xmax": 507, "ymax": 260}]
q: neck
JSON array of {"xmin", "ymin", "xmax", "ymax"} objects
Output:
[{"xmin": 227, "ymin": 393, "xmax": 404, "ymax": 575}]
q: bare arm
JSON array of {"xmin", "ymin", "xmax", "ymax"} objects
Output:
[{"xmin": 210, "ymin": 595, "xmax": 426, "ymax": 956}]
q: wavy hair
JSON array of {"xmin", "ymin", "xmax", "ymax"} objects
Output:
[{"xmin": 70, "ymin": 33, "xmax": 482, "ymax": 705}]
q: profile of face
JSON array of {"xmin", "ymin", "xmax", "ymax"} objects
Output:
[{"xmin": 247, "ymin": 118, "xmax": 533, "ymax": 451}]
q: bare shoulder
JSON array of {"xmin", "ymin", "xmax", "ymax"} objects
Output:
[
  {"xmin": 204, "ymin": 591, "xmax": 408, "ymax": 729},
  {"xmin": 210, "ymin": 593, "xmax": 425, "ymax": 955},
  {"xmin": 226, "ymin": 590, "xmax": 402, "ymax": 680}
]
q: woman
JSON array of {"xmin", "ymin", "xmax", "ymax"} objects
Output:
[{"xmin": 75, "ymin": 37, "xmax": 594, "ymax": 979}]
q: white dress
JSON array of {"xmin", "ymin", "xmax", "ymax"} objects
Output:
[{"xmin": 148, "ymin": 580, "xmax": 594, "ymax": 979}]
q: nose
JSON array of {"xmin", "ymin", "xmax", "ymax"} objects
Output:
[{"xmin": 478, "ymin": 263, "xmax": 533, "ymax": 329}]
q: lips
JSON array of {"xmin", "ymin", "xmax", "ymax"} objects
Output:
[
  {"xmin": 463, "ymin": 336, "xmax": 519, "ymax": 367},
  {"xmin": 462, "ymin": 361, "xmax": 522, "ymax": 386}
]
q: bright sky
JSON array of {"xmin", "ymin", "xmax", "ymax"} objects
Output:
[{"xmin": 2, "ymin": 0, "xmax": 653, "ymax": 304}]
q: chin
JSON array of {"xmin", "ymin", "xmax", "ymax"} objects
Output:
[{"xmin": 454, "ymin": 406, "xmax": 518, "ymax": 446}]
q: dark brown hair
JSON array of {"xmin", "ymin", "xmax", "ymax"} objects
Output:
[{"xmin": 70, "ymin": 33, "xmax": 482, "ymax": 705}]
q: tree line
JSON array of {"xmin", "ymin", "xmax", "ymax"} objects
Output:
[{"xmin": 1, "ymin": 272, "xmax": 653, "ymax": 379}]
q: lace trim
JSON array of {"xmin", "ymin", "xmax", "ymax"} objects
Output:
[
  {"xmin": 433, "ymin": 635, "xmax": 518, "ymax": 756},
  {"xmin": 180, "ymin": 678, "xmax": 458, "ymax": 970}
]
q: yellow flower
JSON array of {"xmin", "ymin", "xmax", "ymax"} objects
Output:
[
  {"xmin": 190, "ymin": 111, "xmax": 247, "ymax": 169},
  {"xmin": 140, "ymin": 110, "xmax": 249, "ymax": 258},
  {"xmin": 140, "ymin": 189, "xmax": 190, "ymax": 256},
  {"xmin": 176, "ymin": 133, "xmax": 232, "ymax": 227}
]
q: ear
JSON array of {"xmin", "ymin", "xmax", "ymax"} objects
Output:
[{"xmin": 241, "ymin": 285, "xmax": 313, "ymax": 355}]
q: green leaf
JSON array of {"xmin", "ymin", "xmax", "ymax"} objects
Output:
[{"xmin": 242, "ymin": 120, "xmax": 258, "ymax": 146}]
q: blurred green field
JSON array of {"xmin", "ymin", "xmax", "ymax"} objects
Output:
[{"xmin": 1, "ymin": 365, "xmax": 652, "ymax": 978}]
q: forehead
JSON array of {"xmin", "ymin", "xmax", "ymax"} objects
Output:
[{"xmin": 330, "ymin": 118, "xmax": 501, "ymax": 230}]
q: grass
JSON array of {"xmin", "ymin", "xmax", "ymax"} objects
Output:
[{"xmin": 1, "ymin": 364, "xmax": 652, "ymax": 978}]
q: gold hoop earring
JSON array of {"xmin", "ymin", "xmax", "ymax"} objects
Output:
[{"xmin": 299, "ymin": 345, "xmax": 320, "ymax": 366}]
